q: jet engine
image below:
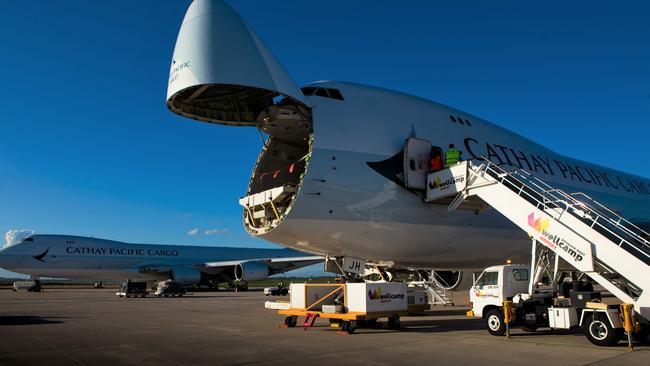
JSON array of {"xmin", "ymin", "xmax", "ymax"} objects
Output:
[
  {"xmin": 234, "ymin": 261, "xmax": 270, "ymax": 282},
  {"xmin": 432, "ymin": 270, "xmax": 474, "ymax": 291},
  {"xmin": 169, "ymin": 268, "xmax": 203, "ymax": 286}
]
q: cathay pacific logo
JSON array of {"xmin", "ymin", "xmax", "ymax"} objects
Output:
[
  {"xmin": 33, "ymin": 247, "xmax": 49, "ymax": 262},
  {"xmin": 528, "ymin": 213, "xmax": 549, "ymax": 232}
]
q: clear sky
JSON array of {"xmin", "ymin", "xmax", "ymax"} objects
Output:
[{"xmin": 1, "ymin": 1, "xmax": 649, "ymax": 277}]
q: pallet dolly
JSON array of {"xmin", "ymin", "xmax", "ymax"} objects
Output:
[{"xmin": 274, "ymin": 283, "xmax": 419, "ymax": 334}]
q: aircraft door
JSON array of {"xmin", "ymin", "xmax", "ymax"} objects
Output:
[{"xmin": 403, "ymin": 138, "xmax": 432, "ymax": 190}]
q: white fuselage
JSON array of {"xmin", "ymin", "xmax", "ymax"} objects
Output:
[{"xmin": 257, "ymin": 82, "xmax": 650, "ymax": 269}]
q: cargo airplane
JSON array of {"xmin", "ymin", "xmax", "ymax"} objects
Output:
[
  {"xmin": 0, "ymin": 234, "xmax": 322, "ymax": 285},
  {"xmin": 166, "ymin": 1, "xmax": 650, "ymax": 287}
]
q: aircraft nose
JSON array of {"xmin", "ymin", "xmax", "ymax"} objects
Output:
[{"xmin": 0, "ymin": 245, "xmax": 14, "ymax": 268}]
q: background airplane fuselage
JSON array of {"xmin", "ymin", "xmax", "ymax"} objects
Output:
[
  {"xmin": 0, "ymin": 235, "xmax": 305, "ymax": 281},
  {"xmin": 259, "ymin": 81, "xmax": 650, "ymax": 269}
]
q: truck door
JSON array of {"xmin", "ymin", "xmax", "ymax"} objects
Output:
[{"xmin": 403, "ymin": 138, "xmax": 432, "ymax": 190}]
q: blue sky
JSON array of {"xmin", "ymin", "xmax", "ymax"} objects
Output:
[{"xmin": 1, "ymin": 1, "xmax": 649, "ymax": 277}]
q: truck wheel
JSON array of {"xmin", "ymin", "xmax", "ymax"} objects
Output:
[
  {"xmin": 583, "ymin": 313, "xmax": 620, "ymax": 347},
  {"xmin": 485, "ymin": 309, "xmax": 506, "ymax": 336}
]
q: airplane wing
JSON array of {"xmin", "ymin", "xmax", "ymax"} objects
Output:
[
  {"xmin": 137, "ymin": 255, "xmax": 323, "ymax": 282},
  {"xmin": 202, "ymin": 256, "xmax": 323, "ymax": 276}
]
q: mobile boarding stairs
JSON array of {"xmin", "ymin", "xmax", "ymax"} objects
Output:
[{"xmin": 425, "ymin": 158, "xmax": 650, "ymax": 320}]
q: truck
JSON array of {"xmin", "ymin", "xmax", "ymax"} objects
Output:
[
  {"xmin": 12, "ymin": 280, "xmax": 42, "ymax": 292},
  {"xmin": 116, "ymin": 281, "xmax": 149, "ymax": 298},
  {"xmin": 264, "ymin": 282, "xmax": 289, "ymax": 296},
  {"xmin": 467, "ymin": 264, "xmax": 649, "ymax": 346},
  {"xmin": 154, "ymin": 280, "xmax": 186, "ymax": 297}
]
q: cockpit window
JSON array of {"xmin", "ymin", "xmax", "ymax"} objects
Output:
[
  {"xmin": 300, "ymin": 87, "xmax": 344, "ymax": 101},
  {"xmin": 300, "ymin": 87, "xmax": 317, "ymax": 96},
  {"xmin": 24, "ymin": 237, "xmax": 34, "ymax": 242},
  {"xmin": 327, "ymin": 88, "xmax": 344, "ymax": 100},
  {"xmin": 315, "ymin": 88, "xmax": 329, "ymax": 97}
]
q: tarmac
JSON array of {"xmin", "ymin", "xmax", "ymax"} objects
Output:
[{"xmin": 0, "ymin": 288, "xmax": 648, "ymax": 366}]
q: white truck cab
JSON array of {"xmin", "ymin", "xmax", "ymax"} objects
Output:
[
  {"xmin": 469, "ymin": 264, "xmax": 530, "ymax": 319},
  {"xmin": 468, "ymin": 264, "xmax": 530, "ymax": 336}
]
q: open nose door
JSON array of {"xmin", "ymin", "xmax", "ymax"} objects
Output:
[{"xmin": 166, "ymin": 0, "xmax": 308, "ymax": 126}]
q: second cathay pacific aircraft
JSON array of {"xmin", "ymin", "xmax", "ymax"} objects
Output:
[{"xmin": 0, "ymin": 234, "xmax": 322, "ymax": 285}]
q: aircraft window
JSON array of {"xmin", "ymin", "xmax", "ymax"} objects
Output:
[
  {"xmin": 449, "ymin": 115, "xmax": 457, "ymax": 123},
  {"xmin": 301, "ymin": 87, "xmax": 317, "ymax": 96},
  {"xmin": 327, "ymin": 88, "xmax": 344, "ymax": 100},
  {"xmin": 315, "ymin": 88, "xmax": 330, "ymax": 97},
  {"xmin": 464, "ymin": 118, "xmax": 472, "ymax": 127}
]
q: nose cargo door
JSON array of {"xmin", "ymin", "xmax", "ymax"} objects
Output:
[{"xmin": 166, "ymin": 0, "xmax": 308, "ymax": 126}]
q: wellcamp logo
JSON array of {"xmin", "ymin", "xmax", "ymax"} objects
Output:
[
  {"xmin": 527, "ymin": 213, "xmax": 549, "ymax": 232},
  {"xmin": 527, "ymin": 212, "xmax": 584, "ymax": 262},
  {"xmin": 429, "ymin": 175, "xmax": 464, "ymax": 191},
  {"xmin": 367, "ymin": 287, "xmax": 405, "ymax": 302}
]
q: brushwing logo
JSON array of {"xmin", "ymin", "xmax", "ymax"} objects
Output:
[
  {"xmin": 33, "ymin": 247, "xmax": 50, "ymax": 263},
  {"xmin": 528, "ymin": 213, "xmax": 549, "ymax": 232}
]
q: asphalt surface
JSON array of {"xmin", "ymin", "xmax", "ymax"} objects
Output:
[{"xmin": 0, "ymin": 289, "xmax": 648, "ymax": 365}]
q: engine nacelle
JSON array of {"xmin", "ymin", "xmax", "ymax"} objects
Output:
[
  {"xmin": 234, "ymin": 261, "xmax": 270, "ymax": 282},
  {"xmin": 169, "ymin": 268, "xmax": 203, "ymax": 286},
  {"xmin": 432, "ymin": 270, "xmax": 474, "ymax": 291}
]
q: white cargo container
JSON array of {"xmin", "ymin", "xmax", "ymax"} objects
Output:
[{"xmin": 346, "ymin": 282, "xmax": 407, "ymax": 313}]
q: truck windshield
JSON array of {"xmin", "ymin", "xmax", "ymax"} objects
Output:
[{"xmin": 475, "ymin": 271, "xmax": 498, "ymax": 287}]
